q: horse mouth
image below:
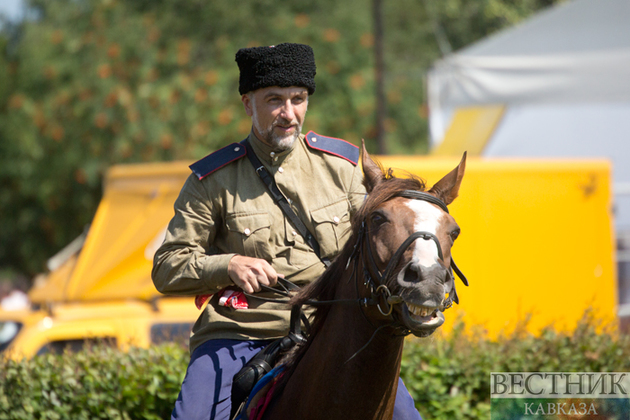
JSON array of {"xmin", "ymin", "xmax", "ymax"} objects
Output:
[
  {"xmin": 401, "ymin": 303, "xmax": 445, "ymax": 337},
  {"xmin": 408, "ymin": 304, "xmax": 436, "ymax": 318}
]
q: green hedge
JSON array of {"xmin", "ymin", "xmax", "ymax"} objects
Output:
[
  {"xmin": 2, "ymin": 315, "xmax": 629, "ymax": 419},
  {"xmin": 403, "ymin": 313, "xmax": 630, "ymax": 419},
  {"xmin": 0, "ymin": 344, "xmax": 187, "ymax": 420}
]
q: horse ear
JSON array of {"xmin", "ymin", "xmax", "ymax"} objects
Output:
[
  {"xmin": 428, "ymin": 152, "xmax": 467, "ymax": 205},
  {"xmin": 361, "ymin": 140, "xmax": 383, "ymax": 193}
]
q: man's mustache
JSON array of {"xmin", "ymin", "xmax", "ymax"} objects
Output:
[{"xmin": 274, "ymin": 118, "xmax": 298, "ymax": 127}]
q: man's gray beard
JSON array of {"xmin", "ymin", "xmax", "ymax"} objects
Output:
[{"xmin": 252, "ymin": 117, "xmax": 302, "ymax": 152}]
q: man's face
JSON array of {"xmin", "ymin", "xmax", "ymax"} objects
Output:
[{"xmin": 242, "ymin": 86, "xmax": 309, "ymax": 151}]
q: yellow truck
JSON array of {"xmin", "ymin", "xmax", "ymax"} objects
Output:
[
  {"xmin": 0, "ymin": 298, "xmax": 198, "ymax": 358},
  {"xmin": 0, "ymin": 162, "xmax": 199, "ymax": 359},
  {"xmin": 0, "ymin": 154, "xmax": 616, "ymax": 358}
]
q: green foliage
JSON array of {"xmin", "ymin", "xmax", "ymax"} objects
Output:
[
  {"xmin": 0, "ymin": 0, "xmax": 562, "ymax": 277},
  {"xmin": 0, "ymin": 343, "xmax": 189, "ymax": 419},
  {"xmin": 1, "ymin": 315, "xmax": 627, "ymax": 419},
  {"xmin": 402, "ymin": 312, "xmax": 630, "ymax": 419}
]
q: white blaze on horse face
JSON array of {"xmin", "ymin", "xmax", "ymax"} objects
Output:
[{"xmin": 405, "ymin": 200, "xmax": 445, "ymax": 268}]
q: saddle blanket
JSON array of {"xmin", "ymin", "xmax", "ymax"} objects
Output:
[{"xmin": 235, "ymin": 366, "xmax": 285, "ymax": 420}]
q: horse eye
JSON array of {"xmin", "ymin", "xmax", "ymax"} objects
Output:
[
  {"xmin": 450, "ymin": 229, "xmax": 460, "ymax": 241},
  {"xmin": 370, "ymin": 212, "xmax": 387, "ymax": 226}
]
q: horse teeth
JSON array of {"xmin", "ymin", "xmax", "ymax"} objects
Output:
[{"xmin": 409, "ymin": 305, "xmax": 436, "ymax": 317}]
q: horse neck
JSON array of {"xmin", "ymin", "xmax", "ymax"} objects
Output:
[
  {"xmin": 314, "ymin": 269, "xmax": 406, "ymax": 389},
  {"xmin": 274, "ymin": 265, "xmax": 406, "ymax": 419}
]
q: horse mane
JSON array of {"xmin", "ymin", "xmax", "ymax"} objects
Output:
[{"xmin": 275, "ymin": 166, "xmax": 426, "ymax": 379}]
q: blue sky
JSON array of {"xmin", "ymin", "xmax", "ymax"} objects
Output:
[{"xmin": 0, "ymin": 0, "xmax": 25, "ymax": 22}]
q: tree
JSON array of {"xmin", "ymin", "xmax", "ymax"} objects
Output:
[{"xmin": 0, "ymin": 0, "xmax": 561, "ymax": 278}]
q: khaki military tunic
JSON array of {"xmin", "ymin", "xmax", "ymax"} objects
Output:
[{"xmin": 152, "ymin": 132, "xmax": 366, "ymax": 353}]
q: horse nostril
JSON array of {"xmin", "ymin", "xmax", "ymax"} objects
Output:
[
  {"xmin": 404, "ymin": 263, "xmax": 423, "ymax": 283},
  {"xmin": 402, "ymin": 263, "xmax": 449, "ymax": 285},
  {"xmin": 408, "ymin": 263, "xmax": 421, "ymax": 273}
]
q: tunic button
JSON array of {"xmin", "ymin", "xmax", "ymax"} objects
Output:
[
  {"xmin": 234, "ymin": 147, "xmax": 240, "ymax": 152},
  {"xmin": 278, "ymin": 167, "xmax": 284, "ymax": 173},
  {"xmin": 312, "ymin": 138, "xmax": 317, "ymax": 142},
  {"xmin": 244, "ymin": 228, "xmax": 251, "ymax": 236},
  {"xmin": 270, "ymin": 152, "xmax": 275, "ymax": 158},
  {"xmin": 333, "ymin": 216, "xmax": 340, "ymax": 224}
]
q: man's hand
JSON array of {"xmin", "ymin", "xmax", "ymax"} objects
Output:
[{"xmin": 228, "ymin": 255, "xmax": 280, "ymax": 293}]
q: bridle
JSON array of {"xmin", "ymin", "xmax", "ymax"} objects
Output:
[
  {"xmin": 246, "ymin": 189, "xmax": 469, "ymax": 339},
  {"xmin": 352, "ymin": 190, "xmax": 469, "ymax": 330}
]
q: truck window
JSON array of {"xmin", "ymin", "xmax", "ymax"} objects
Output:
[
  {"xmin": 150, "ymin": 323, "xmax": 192, "ymax": 346},
  {"xmin": 36, "ymin": 337, "xmax": 117, "ymax": 356},
  {"xmin": 0, "ymin": 321, "xmax": 22, "ymax": 352}
]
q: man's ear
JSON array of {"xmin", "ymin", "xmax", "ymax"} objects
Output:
[{"xmin": 241, "ymin": 94, "xmax": 253, "ymax": 117}]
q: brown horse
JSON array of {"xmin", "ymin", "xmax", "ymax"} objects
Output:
[{"xmin": 248, "ymin": 145, "xmax": 467, "ymax": 420}]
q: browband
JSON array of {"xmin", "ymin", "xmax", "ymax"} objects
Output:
[{"xmin": 397, "ymin": 190, "xmax": 449, "ymax": 213}]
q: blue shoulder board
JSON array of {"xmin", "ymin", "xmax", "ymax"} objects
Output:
[
  {"xmin": 189, "ymin": 143, "xmax": 247, "ymax": 180},
  {"xmin": 305, "ymin": 131, "xmax": 359, "ymax": 166}
]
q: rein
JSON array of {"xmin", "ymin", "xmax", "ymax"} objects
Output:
[
  {"xmin": 239, "ymin": 189, "xmax": 470, "ymax": 367},
  {"xmin": 246, "ymin": 189, "xmax": 468, "ymax": 316}
]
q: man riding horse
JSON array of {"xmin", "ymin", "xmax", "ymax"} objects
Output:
[{"xmin": 152, "ymin": 43, "xmax": 423, "ymax": 419}]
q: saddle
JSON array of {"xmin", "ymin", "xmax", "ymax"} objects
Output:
[
  {"xmin": 230, "ymin": 305, "xmax": 307, "ymax": 419},
  {"xmin": 233, "ymin": 366, "xmax": 285, "ymax": 420}
]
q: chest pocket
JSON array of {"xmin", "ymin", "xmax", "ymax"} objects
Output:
[
  {"xmin": 310, "ymin": 200, "xmax": 352, "ymax": 259},
  {"xmin": 225, "ymin": 213, "xmax": 273, "ymax": 261}
]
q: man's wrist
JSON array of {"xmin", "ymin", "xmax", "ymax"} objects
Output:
[{"xmin": 203, "ymin": 253, "xmax": 238, "ymax": 291}]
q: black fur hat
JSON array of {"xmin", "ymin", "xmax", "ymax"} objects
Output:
[{"xmin": 235, "ymin": 43, "xmax": 316, "ymax": 95}]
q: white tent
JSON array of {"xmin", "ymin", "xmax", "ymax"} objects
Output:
[{"xmin": 428, "ymin": 0, "xmax": 630, "ymax": 228}]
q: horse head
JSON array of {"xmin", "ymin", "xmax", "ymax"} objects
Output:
[{"xmin": 358, "ymin": 143, "xmax": 467, "ymax": 337}]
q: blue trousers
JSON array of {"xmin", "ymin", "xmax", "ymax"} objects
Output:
[{"xmin": 172, "ymin": 339, "xmax": 422, "ymax": 420}]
